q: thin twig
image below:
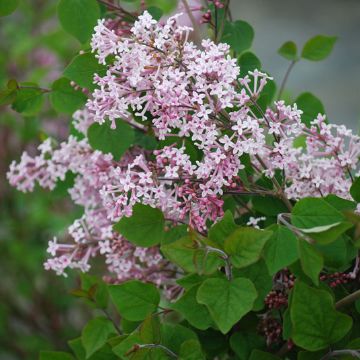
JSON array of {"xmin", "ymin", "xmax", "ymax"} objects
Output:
[
  {"xmin": 138, "ymin": 344, "xmax": 178, "ymax": 358},
  {"xmin": 349, "ymin": 254, "xmax": 360, "ymax": 279},
  {"xmin": 19, "ymin": 86, "xmax": 51, "ymax": 93},
  {"xmin": 97, "ymin": 0, "xmax": 136, "ymax": 19},
  {"xmin": 276, "ymin": 341, "xmax": 292, "ymax": 357},
  {"xmin": 206, "ymin": 246, "xmax": 232, "ymax": 280},
  {"xmin": 320, "ymin": 349, "xmax": 360, "ymax": 360},
  {"xmin": 102, "ymin": 308, "xmax": 122, "ymax": 335},
  {"xmin": 214, "ymin": 5, "xmax": 218, "ymax": 41},
  {"xmin": 181, "ymin": 0, "xmax": 202, "ymax": 45},
  {"xmin": 335, "ymin": 289, "xmax": 360, "ymax": 309},
  {"xmin": 216, "ymin": 0, "xmax": 231, "ymax": 42},
  {"xmin": 277, "ymin": 213, "xmax": 314, "ymax": 244},
  {"xmin": 277, "ymin": 60, "xmax": 297, "ymax": 100}
]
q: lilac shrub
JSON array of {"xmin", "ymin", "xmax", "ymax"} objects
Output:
[{"xmin": 3, "ymin": 1, "xmax": 360, "ymax": 359}]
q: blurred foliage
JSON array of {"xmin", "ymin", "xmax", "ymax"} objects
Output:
[{"xmin": 0, "ymin": 1, "xmax": 91, "ymax": 359}]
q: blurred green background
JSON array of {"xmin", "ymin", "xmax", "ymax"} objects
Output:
[{"xmin": 0, "ymin": 1, "xmax": 90, "ymax": 358}]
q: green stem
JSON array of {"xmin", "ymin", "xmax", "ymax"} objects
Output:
[
  {"xmin": 277, "ymin": 59, "xmax": 297, "ymax": 100},
  {"xmin": 101, "ymin": 308, "xmax": 122, "ymax": 335},
  {"xmin": 335, "ymin": 289, "xmax": 360, "ymax": 309},
  {"xmin": 206, "ymin": 246, "xmax": 232, "ymax": 280},
  {"xmin": 139, "ymin": 344, "xmax": 178, "ymax": 358},
  {"xmin": 181, "ymin": 0, "xmax": 202, "ymax": 45},
  {"xmin": 97, "ymin": 0, "xmax": 136, "ymax": 19},
  {"xmin": 320, "ymin": 349, "xmax": 360, "ymax": 360},
  {"xmin": 216, "ymin": 0, "xmax": 231, "ymax": 42},
  {"xmin": 19, "ymin": 86, "xmax": 51, "ymax": 93},
  {"xmin": 214, "ymin": 5, "xmax": 218, "ymax": 41}
]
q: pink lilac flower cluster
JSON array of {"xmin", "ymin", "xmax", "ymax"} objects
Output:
[
  {"xmin": 89, "ymin": 11, "xmax": 360, "ymax": 200},
  {"xmin": 8, "ymin": 111, "xmax": 175, "ymax": 286},
  {"xmin": 7, "ymin": 12, "xmax": 360, "ymax": 281}
]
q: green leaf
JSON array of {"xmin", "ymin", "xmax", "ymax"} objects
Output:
[
  {"xmin": 172, "ymin": 285, "xmax": 213, "ymax": 330},
  {"xmin": 305, "ymin": 221, "xmax": 353, "ymax": 245},
  {"xmin": 179, "ymin": 339, "xmax": 205, "ymax": 360},
  {"xmin": 109, "ymin": 280, "xmax": 160, "ymax": 321},
  {"xmin": 0, "ymin": 0, "xmax": 19, "ymax": 16},
  {"xmin": 290, "ymin": 281, "xmax": 352, "ymax": 350},
  {"xmin": 114, "ymin": 204, "xmax": 164, "ymax": 247},
  {"xmin": 57, "ymin": 0, "xmax": 100, "ymax": 43},
  {"xmin": 87, "ymin": 119, "xmax": 135, "ymax": 161},
  {"xmin": 176, "ymin": 273, "xmax": 207, "ymax": 289},
  {"xmin": 197, "ymin": 277, "xmax": 257, "ymax": 334},
  {"xmin": 301, "ymin": 35, "xmax": 337, "ymax": 61},
  {"xmin": 82, "ymin": 317, "xmax": 116, "ymax": 358},
  {"xmin": 235, "ymin": 259, "xmax": 272, "ymax": 311},
  {"xmin": 324, "ymin": 194, "xmax": 356, "ymax": 211},
  {"xmin": 263, "ymin": 225, "xmax": 299, "ymax": 275},
  {"xmin": 278, "ymin": 41, "xmax": 298, "ymax": 61},
  {"xmin": 68, "ymin": 338, "xmax": 87, "ymax": 360},
  {"xmin": 134, "ymin": 131, "xmax": 158, "ymax": 151},
  {"xmin": 162, "ymin": 224, "xmax": 188, "ymax": 245},
  {"xmin": 292, "ymin": 197, "xmax": 344, "ymax": 231},
  {"xmin": 350, "ymin": 177, "xmax": 360, "ymax": 202},
  {"xmin": 222, "ymin": 20, "xmax": 254, "ymax": 54},
  {"xmin": 81, "ymin": 274, "xmax": 109, "ymax": 309},
  {"xmin": 196, "ymin": 329, "xmax": 228, "ymax": 358},
  {"xmin": 161, "ymin": 323, "xmax": 198, "ymax": 354},
  {"xmin": 39, "ymin": 352, "xmax": 75, "ymax": 360},
  {"xmin": 139, "ymin": 315, "xmax": 161, "ymax": 344},
  {"xmin": 297, "ymin": 350, "xmax": 328, "ymax": 360},
  {"xmin": 315, "ymin": 235, "xmax": 352, "ymax": 270},
  {"xmin": 145, "ymin": 0, "xmax": 177, "ymax": 13},
  {"xmin": 238, "ymin": 52, "xmax": 261, "ymax": 77},
  {"xmin": 128, "ymin": 347, "xmax": 168, "ymax": 359},
  {"xmin": 295, "ymin": 92, "xmax": 325, "ymax": 126},
  {"xmin": 252, "ymin": 196, "xmax": 288, "ymax": 216},
  {"xmin": 293, "ymin": 134, "xmax": 307, "ymax": 149},
  {"xmin": 7, "ymin": 79, "xmax": 19, "ymax": 90},
  {"xmin": 12, "ymin": 84, "xmax": 44, "ymax": 116},
  {"xmin": 70, "ymin": 289, "xmax": 90, "ymax": 299},
  {"xmin": 297, "ymin": 240, "xmax": 323, "ymax": 286},
  {"xmin": 0, "ymin": 88, "xmax": 18, "ymax": 106},
  {"xmin": 208, "ymin": 210, "xmax": 237, "ymax": 248},
  {"xmin": 282, "ymin": 308, "xmax": 292, "ymax": 340},
  {"xmin": 63, "ymin": 53, "xmax": 106, "ymax": 91},
  {"xmin": 147, "ymin": 7, "xmax": 163, "ymax": 21},
  {"xmin": 257, "ymin": 78, "xmax": 276, "ymax": 109},
  {"xmin": 161, "ymin": 236, "xmax": 221, "ymax": 274},
  {"xmin": 292, "ymin": 197, "xmax": 351, "ymax": 244},
  {"xmin": 112, "ymin": 333, "xmax": 142, "ymax": 358},
  {"xmin": 230, "ymin": 332, "xmax": 265, "ymax": 360},
  {"xmin": 121, "ymin": 318, "xmax": 140, "ymax": 334},
  {"xmin": 50, "ymin": 78, "xmax": 87, "ymax": 114},
  {"xmin": 249, "ymin": 350, "xmax": 281, "ymax": 360},
  {"xmin": 346, "ymin": 338, "xmax": 360, "ymax": 356},
  {"xmin": 224, "ymin": 227, "xmax": 272, "ymax": 268}
]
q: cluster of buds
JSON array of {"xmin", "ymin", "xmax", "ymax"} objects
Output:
[
  {"xmin": 286, "ymin": 340, "xmax": 294, "ymax": 351},
  {"xmin": 265, "ymin": 291, "xmax": 288, "ymax": 309},
  {"xmin": 274, "ymin": 269, "xmax": 296, "ymax": 292},
  {"xmin": 209, "ymin": 0, "xmax": 225, "ymax": 8},
  {"xmin": 320, "ymin": 272, "xmax": 353, "ymax": 288},
  {"xmin": 257, "ymin": 316, "xmax": 282, "ymax": 346},
  {"xmin": 70, "ymin": 80, "xmax": 89, "ymax": 96},
  {"xmin": 201, "ymin": 9, "xmax": 212, "ymax": 23}
]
